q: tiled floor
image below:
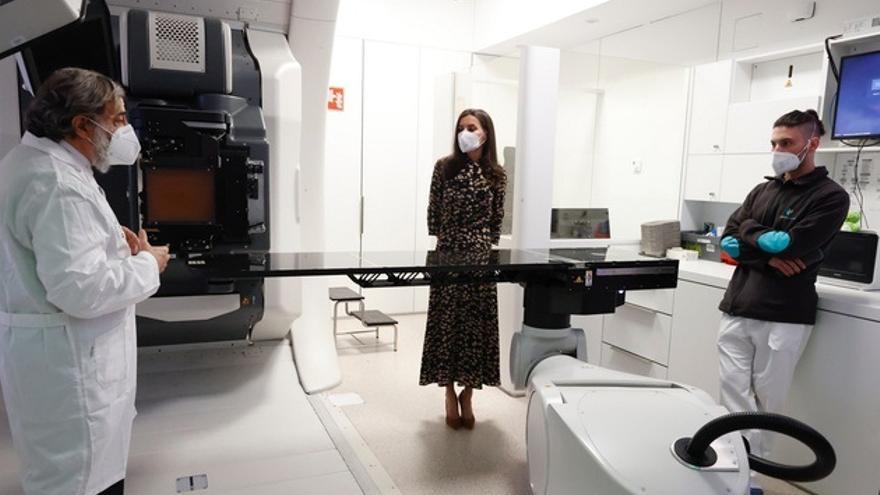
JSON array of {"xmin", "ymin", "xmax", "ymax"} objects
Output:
[{"xmin": 330, "ymin": 313, "xmax": 811, "ymax": 495}]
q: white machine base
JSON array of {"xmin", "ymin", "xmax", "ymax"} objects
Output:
[{"xmin": 526, "ymin": 355, "xmax": 751, "ymax": 495}]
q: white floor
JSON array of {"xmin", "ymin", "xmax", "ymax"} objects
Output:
[
  {"xmin": 330, "ymin": 312, "xmax": 531, "ymax": 495},
  {"xmin": 0, "ymin": 341, "xmax": 372, "ymax": 495},
  {"xmin": 0, "ymin": 312, "xmax": 813, "ymax": 495}
]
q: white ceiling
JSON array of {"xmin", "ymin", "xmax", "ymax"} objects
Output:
[{"xmin": 478, "ymin": 0, "xmax": 721, "ymax": 57}]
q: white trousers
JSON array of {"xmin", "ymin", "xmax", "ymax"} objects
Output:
[{"xmin": 717, "ymin": 314, "xmax": 812, "ymax": 460}]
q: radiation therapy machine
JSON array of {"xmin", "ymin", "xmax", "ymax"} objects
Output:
[{"xmin": 0, "ymin": 1, "xmax": 836, "ymax": 494}]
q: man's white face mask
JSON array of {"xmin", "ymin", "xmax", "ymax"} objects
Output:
[
  {"xmin": 458, "ymin": 129, "xmax": 484, "ymax": 154},
  {"xmin": 771, "ymin": 141, "xmax": 810, "ymax": 176},
  {"xmin": 771, "ymin": 122, "xmax": 816, "ymax": 176},
  {"xmin": 86, "ymin": 118, "xmax": 142, "ymax": 172}
]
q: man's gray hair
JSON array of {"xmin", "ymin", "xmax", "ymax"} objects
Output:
[{"xmin": 25, "ymin": 67, "xmax": 124, "ymax": 142}]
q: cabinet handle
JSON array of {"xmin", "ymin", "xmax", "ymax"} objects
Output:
[
  {"xmin": 606, "ymin": 343, "xmax": 658, "ymax": 366},
  {"xmin": 625, "ymin": 302, "xmax": 659, "ymax": 315}
]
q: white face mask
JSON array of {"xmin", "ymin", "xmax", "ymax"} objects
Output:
[
  {"xmin": 771, "ymin": 139, "xmax": 812, "ymax": 176},
  {"xmin": 87, "ymin": 118, "xmax": 142, "ymax": 169},
  {"xmin": 457, "ymin": 130, "xmax": 483, "ymax": 153}
]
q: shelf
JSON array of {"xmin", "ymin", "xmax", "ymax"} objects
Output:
[
  {"xmin": 817, "ymin": 147, "xmax": 880, "ymax": 153},
  {"xmin": 734, "ymin": 42, "xmax": 824, "ymax": 64}
]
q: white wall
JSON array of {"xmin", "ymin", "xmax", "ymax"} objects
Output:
[
  {"xmin": 325, "ymin": 36, "xmax": 364, "ymax": 253},
  {"xmin": 591, "ymin": 56, "xmax": 690, "ymax": 239},
  {"xmin": 325, "ymin": 2, "xmax": 473, "ymax": 313},
  {"xmin": 553, "ymin": 89, "xmax": 598, "ymax": 208},
  {"xmin": 553, "ymin": 50, "xmax": 602, "ymax": 209}
]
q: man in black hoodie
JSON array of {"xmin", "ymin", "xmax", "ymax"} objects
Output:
[{"xmin": 717, "ymin": 109, "xmax": 849, "ymax": 494}]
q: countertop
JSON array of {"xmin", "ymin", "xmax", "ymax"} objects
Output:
[
  {"xmin": 599, "ymin": 244, "xmax": 880, "ymax": 322},
  {"xmin": 678, "ymin": 259, "xmax": 880, "ymax": 323}
]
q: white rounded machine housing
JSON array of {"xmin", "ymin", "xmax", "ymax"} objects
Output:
[{"xmin": 526, "ymin": 355, "xmax": 751, "ymax": 495}]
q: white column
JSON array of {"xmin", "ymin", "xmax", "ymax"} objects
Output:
[
  {"xmin": 285, "ymin": 1, "xmax": 343, "ymax": 393},
  {"xmin": 512, "ymin": 45, "xmax": 559, "ymax": 249},
  {"xmin": 287, "ymin": 0, "xmax": 340, "ymax": 252},
  {"xmin": 499, "ymin": 45, "xmax": 560, "ymax": 394}
]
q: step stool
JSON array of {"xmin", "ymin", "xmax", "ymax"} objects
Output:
[{"xmin": 328, "ymin": 287, "xmax": 399, "ymax": 351}]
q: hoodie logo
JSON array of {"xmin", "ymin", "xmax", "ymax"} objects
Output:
[{"xmin": 780, "ymin": 207, "xmax": 797, "ymax": 221}]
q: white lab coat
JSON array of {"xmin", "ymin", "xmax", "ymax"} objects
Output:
[{"xmin": 0, "ymin": 133, "xmax": 160, "ymax": 495}]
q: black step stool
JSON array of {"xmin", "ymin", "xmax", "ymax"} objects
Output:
[{"xmin": 329, "ymin": 287, "xmax": 399, "ymax": 351}]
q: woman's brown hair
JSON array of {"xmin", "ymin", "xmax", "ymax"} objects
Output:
[{"xmin": 441, "ymin": 108, "xmax": 505, "ymax": 186}]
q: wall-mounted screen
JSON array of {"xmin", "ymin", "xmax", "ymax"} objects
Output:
[{"xmin": 833, "ymin": 50, "xmax": 880, "ymax": 140}]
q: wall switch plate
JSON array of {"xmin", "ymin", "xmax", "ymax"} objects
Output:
[{"xmin": 632, "ymin": 159, "xmax": 644, "ymax": 174}]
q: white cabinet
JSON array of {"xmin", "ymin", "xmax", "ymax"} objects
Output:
[
  {"xmin": 571, "ymin": 314, "xmax": 604, "ymax": 365},
  {"xmin": 361, "ymin": 42, "xmax": 421, "ymax": 313},
  {"xmin": 719, "ymin": 153, "xmax": 770, "ymax": 204},
  {"xmin": 688, "ymin": 61, "xmax": 732, "ymax": 155},
  {"xmin": 667, "ymin": 280, "xmax": 725, "ymax": 401},
  {"xmin": 684, "ymin": 155, "xmax": 723, "ymax": 202},
  {"xmin": 604, "ymin": 305, "xmax": 672, "ymax": 366},
  {"xmin": 723, "ymin": 96, "xmax": 820, "ymax": 154},
  {"xmin": 601, "ymin": 288, "xmax": 675, "ymax": 377},
  {"xmin": 623, "ymin": 288, "xmax": 675, "ymax": 316},
  {"xmin": 601, "ymin": 343, "xmax": 667, "ymax": 379},
  {"xmin": 776, "ymin": 310, "xmax": 880, "ymax": 495}
]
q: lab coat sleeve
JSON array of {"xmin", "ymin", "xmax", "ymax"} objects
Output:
[
  {"xmin": 427, "ymin": 160, "xmax": 444, "ymax": 236},
  {"xmin": 490, "ymin": 171, "xmax": 506, "ymax": 245},
  {"xmin": 722, "ymin": 187, "xmax": 771, "ymax": 269},
  {"xmin": 27, "ymin": 184, "xmax": 160, "ymax": 320},
  {"xmin": 783, "ymin": 189, "xmax": 850, "ymax": 259}
]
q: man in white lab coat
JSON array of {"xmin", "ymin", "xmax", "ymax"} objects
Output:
[{"xmin": 0, "ymin": 67, "xmax": 170, "ymax": 495}]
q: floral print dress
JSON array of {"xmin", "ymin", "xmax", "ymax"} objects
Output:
[{"xmin": 419, "ymin": 159, "xmax": 506, "ymax": 388}]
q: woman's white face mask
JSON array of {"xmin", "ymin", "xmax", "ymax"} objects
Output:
[
  {"xmin": 458, "ymin": 130, "xmax": 484, "ymax": 153},
  {"xmin": 86, "ymin": 118, "xmax": 142, "ymax": 172}
]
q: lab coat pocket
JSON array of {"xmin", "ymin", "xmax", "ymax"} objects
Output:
[
  {"xmin": 0, "ymin": 324, "xmax": 83, "ymax": 425},
  {"xmin": 93, "ymin": 328, "xmax": 127, "ymax": 387}
]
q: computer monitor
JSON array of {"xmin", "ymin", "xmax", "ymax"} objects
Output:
[{"xmin": 832, "ymin": 49, "xmax": 880, "ymax": 140}]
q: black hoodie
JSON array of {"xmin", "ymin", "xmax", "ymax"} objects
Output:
[{"xmin": 718, "ymin": 166, "xmax": 849, "ymax": 325}]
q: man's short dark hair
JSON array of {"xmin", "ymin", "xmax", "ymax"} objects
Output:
[{"xmin": 773, "ymin": 109, "xmax": 825, "ymax": 137}]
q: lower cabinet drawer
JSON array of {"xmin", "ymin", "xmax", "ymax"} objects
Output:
[
  {"xmin": 603, "ymin": 304, "xmax": 672, "ymax": 365},
  {"xmin": 624, "ymin": 288, "xmax": 675, "ymax": 315},
  {"xmin": 600, "ymin": 343, "xmax": 668, "ymax": 379}
]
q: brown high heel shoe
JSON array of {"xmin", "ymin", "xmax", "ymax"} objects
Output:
[
  {"xmin": 461, "ymin": 415, "xmax": 475, "ymax": 430},
  {"xmin": 445, "ymin": 394, "xmax": 462, "ymax": 430}
]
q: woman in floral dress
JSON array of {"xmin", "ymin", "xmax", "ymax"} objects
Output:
[{"xmin": 420, "ymin": 109, "xmax": 506, "ymax": 430}]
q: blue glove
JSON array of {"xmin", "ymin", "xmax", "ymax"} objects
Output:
[
  {"xmin": 757, "ymin": 231, "xmax": 791, "ymax": 254},
  {"xmin": 720, "ymin": 236, "xmax": 740, "ymax": 258}
]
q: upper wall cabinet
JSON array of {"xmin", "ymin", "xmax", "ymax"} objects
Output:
[
  {"xmin": 688, "ymin": 60, "xmax": 733, "ymax": 155},
  {"xmin": 724, "ymin": 95, "xmax": 821, "ymax": 154}
]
